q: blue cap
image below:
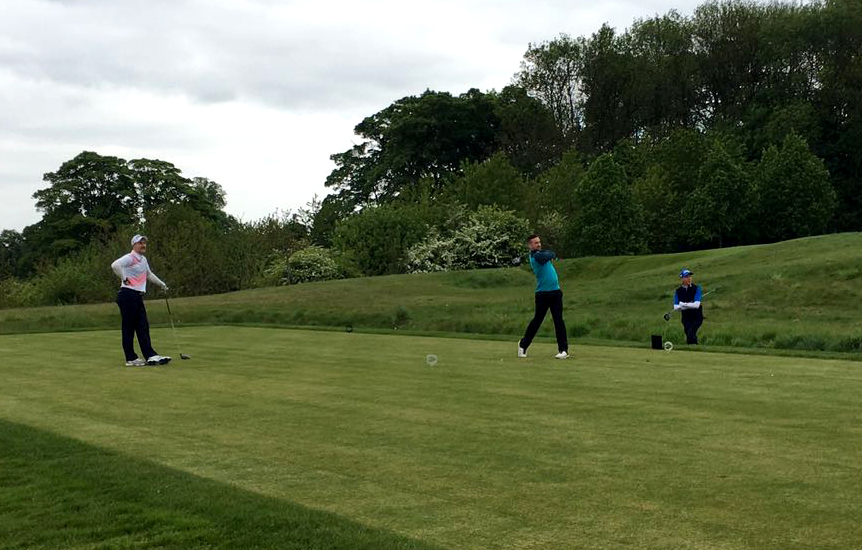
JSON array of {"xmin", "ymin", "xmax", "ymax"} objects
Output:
[{"xmin": 679, "ymin": 269, "xmax": 693, "ymax": 278}]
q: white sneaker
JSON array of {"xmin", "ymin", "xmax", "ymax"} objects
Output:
[
  {"xmin": 146, "ymin": 355, "xmax": 172, "ymax": 365},
  {"xmin": 518, "ymin": 343, "xmax": 527, "ymax": 358},
  {"xmin": 555, "ymin": 351, "xmax": 569, "ymax": 359},
  {"xmin": 125, "ymin": 358, "xmax": 147, "ymax": 367}
]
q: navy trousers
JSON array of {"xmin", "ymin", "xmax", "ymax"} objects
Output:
[
  {"xmin": 520, "ymin": 290, "xmax": 568, "ymax": 353},
  {"xmin": 116, "ymin": 288, "xmax": 157, "ymax": 361},
  {"xmin": 682, "ymin": 317, "xmax": 703, "ymax": 345}
]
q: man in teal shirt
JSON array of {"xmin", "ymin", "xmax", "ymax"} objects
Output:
[{"xmin": 518, "ymin": 234, "xmax": 569, "ymax": 359}]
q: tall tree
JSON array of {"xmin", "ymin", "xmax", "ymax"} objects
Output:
[
  {"xmin": 32, "ymin": 151, "xmax": 137, "ymax": 256},
  {"xmin": 516, "ymin": 35, "xmax": 585, "ymax": 143},
  {"xmin": 571, "ymin": 154, "xmax": 647, "ymax": 256},
  {"xmin": 686, "ymin": 140, "xmax": 755, "ymax": 248},
  {"xmin": 326, "ymin": 89, "xmax": 500, "ymax": 205},
  {"xmin": 755, "ymin": 133, "xmax": 836, "ymax": 242},
  {"xmin": 815, "ymin": 0, "xmax": 862, "ymax": 231},
  {"xmin": 494, "ymin": 85, "xmax": 566, "ymax": 176},
  {"xmin": 0, "ymin": 230, "xmax": 24, "ymax": 279}
]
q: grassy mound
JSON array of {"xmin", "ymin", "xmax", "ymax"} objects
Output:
[{"xmin": 2, "ymin": 233, "xmax": 861, "ymax": 354}]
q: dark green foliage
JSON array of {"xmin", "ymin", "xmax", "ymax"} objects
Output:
[
  {"xmin": 686, "ymin": 140, "xmax": 756, "ymax": 248},
  {"xmin": 310, "ymin": 193, "xmax": 355, "ymax": 247},
  {"xmin": 30, "ymin": 152, "xmax": 136, "ymax": 260},
  {"xmin": 333, "ymin": 204, "xmax": 429, "ymax": 276},
  {"xmin": 326, "ymin": 89, "xmax": 500, "ymax": 204},
  {"xmin": 17, "ymin": 152, "xmax": 229, "ymax": 276},
  {"xmin": 570, "ymin": 154, "xmax": 647, "ymax": 256},
  {"xmin": 0, "ymin": 229, "xmax": 24, "ymax": 279},
  {"xmin": 528, "ymin": 149, "xmax": 585, "ymax": 255},
  {"xmin": 454, "ymin": 153, "xmax": 527, "ymax": 212},
  {"xmin": 516, "ymin": 0, "xmax": 862, "ymax": 235},
  {"xmin": 755, "ymin": 133, "xmax": 836, "ymax": 242},
  {"xmin": 494, "ymin": 85, "xmax": 567, "ymax": 175},
  {"xmin": 516, "ymin": 34, "xmax": 585, "ymax": 142}
]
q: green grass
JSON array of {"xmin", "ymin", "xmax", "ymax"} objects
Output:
[
  {"xmin": 2, "ymin": 327, "xmax": 861, "ymax": 549},
  {"xmin": 2, "ymin": 233, "xmax": 862, "ymax": 355}
]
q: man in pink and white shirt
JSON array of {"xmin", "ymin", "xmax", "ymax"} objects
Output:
[{"xmin": 111, "ymin": 234, "xmax": 171, "ymax": 366}]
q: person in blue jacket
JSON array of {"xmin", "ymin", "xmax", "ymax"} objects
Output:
[
  {"xmin": 674, "ymin": 268, "xmax": 703, "ymax": 345},
  {"xmin": 518, "ymin": 234, "xmax": 569, "ymax": 359}
]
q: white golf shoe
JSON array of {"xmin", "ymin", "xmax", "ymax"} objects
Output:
[
  {"xmin": 555, "ymin": 351, "xmax": 569, "ymax": 359},
  {"xmin": 518, "ymin": 343, "xmax": 527, "ymax": 358},
  {"xmin": 146, "ymin": 355, "xmax": 172, "ymax": 365},
  {"xmin": 125, "ymin": 358, "xmax": 147, "ymax": 367}
]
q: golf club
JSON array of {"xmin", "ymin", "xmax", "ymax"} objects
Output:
[
  {"xmin": 663, "ymin": 287, "xmax": 719, "ymax": 321},
  {"xmin": 164, "ymin": 292, "xmax": 190, "ymax": 360}
]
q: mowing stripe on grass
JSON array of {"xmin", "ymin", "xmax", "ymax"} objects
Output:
[{"xmin": 1, "ymin": 327, "xmax": 861, "ymax": 549}]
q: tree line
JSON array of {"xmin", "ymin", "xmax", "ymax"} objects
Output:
[{"xmin": 1, "ymin": 0, "xmax": 859, "ymax": 306}]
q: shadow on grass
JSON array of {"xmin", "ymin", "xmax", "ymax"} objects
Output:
[{"xmin": 0, "ymin": 419, "xmax": 447, "ymax": 550}]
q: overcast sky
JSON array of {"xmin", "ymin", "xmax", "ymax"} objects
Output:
[{"xmin": 0, "ymin": 0, "xmax": 702, "ymax": 231}]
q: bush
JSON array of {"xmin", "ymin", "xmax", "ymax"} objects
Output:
[
  {"xmin": 0, "ymin": 278, "xmax": 39, "ymax": 309},
  {"xmin": 28, "ymin": 250, "xmax": 118, "ymax": 306},
  {"xmin": 407, "ymin": 206, "xmax": 530, "ymax": 273},
  {"xmin": 333, "ymin": 204, "xmax": 429, "ymax": 276}
]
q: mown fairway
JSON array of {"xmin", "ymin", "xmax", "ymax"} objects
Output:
[{"xmin": 1, "ymin": 326, "xmax": 860, "ymax": 549}]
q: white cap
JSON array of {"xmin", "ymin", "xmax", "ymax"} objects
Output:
[{"xmin": 131, "ymin": 234, "xmax": 147, "ymax": 245}]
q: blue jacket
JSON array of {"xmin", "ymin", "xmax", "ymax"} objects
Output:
[{"xmin": 529, "ymin": 250, "xmax": 560, "ymax": 292}]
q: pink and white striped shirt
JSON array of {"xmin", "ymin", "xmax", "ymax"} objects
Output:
[{"xmin": 111, "ymin": 252, "xmax": 166, "ymax": 293}]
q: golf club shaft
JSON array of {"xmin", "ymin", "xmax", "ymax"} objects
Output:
[
  {"xmin": 664, "ymin": 288, "xmax": 718, "ymax": 318},
  {"xmin": 165, "ymin": 294, "xmax": 184, "ymax": 358}
]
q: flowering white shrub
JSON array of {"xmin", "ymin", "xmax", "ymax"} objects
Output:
[{"xmin": 407, "ymin": 206, "xmax": 529, "ymax": 273}]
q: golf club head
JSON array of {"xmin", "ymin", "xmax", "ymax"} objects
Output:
[
  {"xmin": 663, "ymin": 313, "xmax": 671, "ymax": 321},
  {"xmin": 180, "ymin": 354, "xmax": 190, "ymax": 360},
  {"xmin": 511, "ymin": 256, "xmax": 523, "ymax": 266}
]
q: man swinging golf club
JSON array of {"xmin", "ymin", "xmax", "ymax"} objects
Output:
[
  {"xmin": 518, "ymin": 234, "xmax": 569, "ymax": 359},
  {"xmin": 674, "ymin": 268, "xmax": 703, "ymax": 345},
  {"xmin": 111, "ymin": 235, "xmax": 171, "ymax": 366}
]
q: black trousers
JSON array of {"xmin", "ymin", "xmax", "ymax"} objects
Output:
[
  {"xmin": 682, "ymin": 316, "xmax": 703, "ymax": 345},
  {"xmin": 116, "ymin": 288, "xmax": 157, "ymax": 361},
  {"xmin": 520, "ymin": 290, "xmax": 568, "ymax": 353}
]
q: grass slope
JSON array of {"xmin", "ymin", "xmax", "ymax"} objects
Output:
[
  {"xmin": 2, "ymin": 327, "xmax": 861, "ymax": 549},
  {"xmin": 1, "ymin": 233, "xmax": 861, "ymax": 354}
]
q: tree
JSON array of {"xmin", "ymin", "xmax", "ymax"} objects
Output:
[
  {"xmin": 326, "ymin": 90, "xmax": 500, "ymax": 204},
  {"xmin": 755, "ymin": 133, "xmax": 835, "ymax": 242},
  {"xmin": 0, "ymin": 230, "xmax": 24, "ymax": 279},
  {"xmin": 686, "ymin": 140, "xmax": 755, "ymax": 248},
  {"xmin": 32, "ymin": 151, "xmax": 137, "ymax": 256},
  {"xmin": 310, "ymin": 193, "xmax": 356, "ymax": 247},
  {"xmin": 626, "ymin": 12, "xmax": 701, "ymax": 131},
  {"xmin": 24, "ymin": 152, "xmax": 228, "ymax": 268},
  {"xmin": 632, "ymin": 129, "xmax": 707, "ymax": 253},
  {"xmin": 579, "ymin": 24, "xmax": 638, "ymax": 152},
  {"xmin": 333, "ymin": 204, "xmax": 429, "ymax": 276},
  {"xmin": 129, "ymin": 159, "xmax": 228, "ymax": 225},
  {"xmin": 530, "ymin": 149, "xmax": 585, "ymax": 255},
  {"xmin": 516, "ymin": 35, "xmax": 585, "ymax": 143},
  {"xmin": 815, "ymin": 0, "xmax": 862, "ymax": 231},
  {"xmin": 455, "ymin": 153, "xmax": 526, "ymax": 212},
  {"xmin": 571, "ymin": 154, "xmax": 646, "ymax": 256},
  {"xmin": 494, "ymin": 85, "xmax": 566, "ymax": 176}
]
